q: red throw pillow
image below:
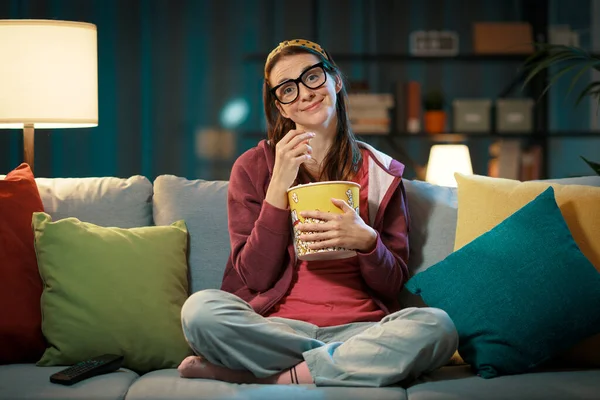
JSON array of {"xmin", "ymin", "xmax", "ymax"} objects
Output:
[{"xmin": 0, "ymin": 163, "xmax": 46, "ymax": 363}]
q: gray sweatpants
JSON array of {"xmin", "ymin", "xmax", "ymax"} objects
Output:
[{"xmin": 181, "ymin": 289, "xmax": 458, "ymax": 387}]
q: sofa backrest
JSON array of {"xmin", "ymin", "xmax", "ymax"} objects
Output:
[
  {"xmin": 33, "ymin": 176, "xmax": 154, "ymax": 228},
  {"xmin": 19, "ymin": 172, "xmax": 600, "ymax": 306},
  {"xmin": 152, "ymin": 175, "xmax": 230, "ymax": 294},
  {"xmin": 1, "ymin": 174, "xmax": 154, "ymax": 229},
  {"xmin": 400, "ymin": 179, "xmax": 458, "ymax": 308}
]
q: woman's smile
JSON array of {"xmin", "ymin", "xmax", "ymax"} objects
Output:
[{"xmin": 302, "ymin": 98, "xmax": 323, "ymax": 112}]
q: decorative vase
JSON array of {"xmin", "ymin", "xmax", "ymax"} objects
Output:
[{"xmin": 424, "ymin": 110, "xmax": 446, "ymax": 134}]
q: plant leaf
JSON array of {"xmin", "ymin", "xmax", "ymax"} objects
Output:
[
  {"xmin": 581, "ymin": 156, "xmax": 600, "ymax": 176},
  {"xmin": 575, "ymin": 82, "xmax": 600, "ymax": 105},
  {"xmin": 539, "ymin": 63, "xmax": 583, "ymax": 98},
  {"xmin": 523, "ymin": 43, "xmax": 587, "ymax": 67},
  {"xmin": 521, "ymin": 45, "xmax": 595, "ymax": 73},
  {"xmin": 566, "ymin": 60, "xmax": 600, "ymax": 98},
  {"xmin": 521, "ymin": 45, "xmax": 600, "ymax": 108},
  {"xmin": 587, "ymin": 88, "xmax": 600, "ymax": 114},
  {"xmin": 522, "ymin": 53, "xmax": 589, "ymax": 88}
]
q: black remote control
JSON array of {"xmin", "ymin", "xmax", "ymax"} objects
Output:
[{"xmin": 50, "ymin": 354, "xmax": 124, "ymax": 386}]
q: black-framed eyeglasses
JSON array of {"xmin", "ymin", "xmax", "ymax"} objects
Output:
[{"xmin": 270, "ymin": 62, "xmax": 328, "ymax": 104}]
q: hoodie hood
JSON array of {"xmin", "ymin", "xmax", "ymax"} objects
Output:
[{"xmin": 357, "ymin": 141, "xmax": 404, "ymax": 225}]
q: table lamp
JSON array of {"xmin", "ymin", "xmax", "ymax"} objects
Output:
[
  {"xmin": 425, "ymin": 144, "xmax": 473, "ymax": 187},
  {"xmin": 0, "ymin": 20, "xmax": 98, "ymax": 172}
]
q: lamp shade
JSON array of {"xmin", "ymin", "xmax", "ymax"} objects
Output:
[
  {"xmin": 0, "ymin": 20, "xmax": 98, "ymax": 129},
  {"xmin": 425, "ymin": 144, "xmax": 473, "ymax": 187}
]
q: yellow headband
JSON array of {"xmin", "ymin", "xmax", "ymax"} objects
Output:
[{"xmin": 265, "ymin": 39, "xmax": 328, "ymax": 78}]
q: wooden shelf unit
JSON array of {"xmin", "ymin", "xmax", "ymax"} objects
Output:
[{"xmin": 243, "ymin": 0, "xmax": 600, "ymax": 178}]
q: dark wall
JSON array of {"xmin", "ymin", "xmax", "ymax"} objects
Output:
[{"xmin": 0, "ymin": 0, "xmax": 598, "ymax": 180}]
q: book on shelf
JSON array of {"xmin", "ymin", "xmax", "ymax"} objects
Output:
[
  {"xmin": 349, "ymin": 107, "xmax": 391, "ymax": 133},
  {"xmin": 347, "ymin": 93, "xmax": 394, "ymax": 108},
  {"xmin": 351, "ymin": 123, "xmax": 390, "ymax": 134},
  {"xmin": 404, "ymin": 81, "xmax": 421, "ymax": 133},
  {"xmin": 392, "ymin": 80, "xmax": 422, "ymax": 134},
  {"xmin": 519, "ymin": 145, "xmax": 542, "ymax": 181},
  {"xmin": 346, "ymin": 80, "xmax": 426, "ymax": 135},
  {"xmin": 347, "ymin": 92, "xmax": 394, "ymax": 135},
  {"xmin": 487, "ymin": 140, "xmax": 542, "ymax": 181}
]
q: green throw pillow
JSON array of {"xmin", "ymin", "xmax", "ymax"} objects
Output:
[
  {"xmin": 405, "ymin": 187, "xmax": 600, "ymax": 378},
  {"xmin": 33, "ymin": 212, "xmax": 192, "ymax": 374}
]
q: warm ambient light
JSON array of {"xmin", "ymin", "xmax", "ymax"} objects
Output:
[
  {"xmin": 0, "ymin": 19, "xmax": 98, "ymax": 171},
  {"xmin": 425, "ymin": 144, "xmax": 473, "ymax": 187}
]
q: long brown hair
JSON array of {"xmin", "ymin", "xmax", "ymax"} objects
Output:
[{"xmin": 263, "ymin": 46, "xmax": 362, "ymax": 183}]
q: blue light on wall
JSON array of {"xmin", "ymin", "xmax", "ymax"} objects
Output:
[{"xmin": 220, "ymin": 98, "xmax": 250, "ymax": 130}]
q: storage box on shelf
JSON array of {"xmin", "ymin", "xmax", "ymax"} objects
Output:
[
  {"xmin": 496, "ymin": 98, "xmax": 534, "ymax": 133},
  {"xmin": 452, "ymin": 99, "xmax": 492, "ymax": 133}
]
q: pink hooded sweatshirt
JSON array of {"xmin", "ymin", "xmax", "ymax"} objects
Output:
[{"xmin": 220, "ymin": 139, "xmax": 410, "ymax": 316}]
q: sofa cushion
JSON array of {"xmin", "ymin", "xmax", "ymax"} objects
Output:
[
  {"xmin": 33, "ymin": 213, "xmax": 192, "ymax": 374},
  {"xmin": 125, "ymin": 368, "xmax": 407, "ymax": 400},
  {"xmin": 454, "ymin": 174, "xmax": 600, "ymax": 262},
  {"xmin": 34, "ymin": 175, "xmax": 153, "ymax": 228},
  {"xmin": 453, "ymin": 173, "xmax": 600, "ymax": 367},
  {"xmin": 407, "ymin": 365, "xmax": 600, "ymax": 400},
  {"xmin": 0, "ymin": 163, "xmax": 46, "ymax": 364},
  {"xmin": 0, "ymin": 364, "xmax": 138, "ymax": 400},
  {"xmin": 153, "ymin": 175, "xmax": 231, "ymax": 293},
  {"xmin": 400, "ymin": 179, "xmax": 457, "ymax": 309},
  {"xmin": 405, "ymin": 187, "xmax": 600, "ymax": 378},
  {"xmin": 543, "ymin": 175, "xmax": 600, "ymax": 186}
]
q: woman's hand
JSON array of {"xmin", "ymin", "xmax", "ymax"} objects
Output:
[
  {"xmin": 297, "ymin": 198, "xmax": 378, "ymax": 253},
  {"xmin": 265, "ymin": 130, "xmax": 315, "ymax": 209}
]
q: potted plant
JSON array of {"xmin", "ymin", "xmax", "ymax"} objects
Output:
[
  {"xmin": 423, "ymin": 89, "xmax": 446, "ymax": 134},
  {"xmin": 522, "ymin": 44, "xmax": 600, "ymax": 175}
]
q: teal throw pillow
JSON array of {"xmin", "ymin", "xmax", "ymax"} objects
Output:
[{"xmin": 405, "ymin": 187, "xmax": 600, "ymax": 378}]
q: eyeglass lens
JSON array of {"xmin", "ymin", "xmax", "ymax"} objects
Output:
[{"xmin": 275, "ymin": 65, "xmax": 326, "ymax": 104}]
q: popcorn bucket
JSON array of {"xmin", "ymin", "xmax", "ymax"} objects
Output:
[{"xmin": 287, "ymin": 181, "xmax": 360, "ymax": 261}]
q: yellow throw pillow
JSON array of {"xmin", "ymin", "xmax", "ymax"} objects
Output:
[{"xmin": 453, "ymin": 173, "xmax": 600, "ymax": 367}]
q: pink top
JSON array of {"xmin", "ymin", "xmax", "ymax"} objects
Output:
[{"xmin": 267, "ymin": 150, "xmax": 386, "ymax": 326}]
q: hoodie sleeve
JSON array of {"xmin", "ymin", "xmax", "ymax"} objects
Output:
[
  {"xmin": 357, "ymin": 180, "xmax": 410, "ymax": 301},
  {"xmin": 227, "ymin": 151, "xmax": 292, "ymax": 292}
]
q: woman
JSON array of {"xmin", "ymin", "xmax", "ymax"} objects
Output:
[{"xmin": 178, "ymin": 39, "xmax": 458, "ymax": 387}]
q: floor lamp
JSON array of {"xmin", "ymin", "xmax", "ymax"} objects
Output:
[{"xmin": 0, "ymin": 20, "xmax": 98, "ymax": 172}]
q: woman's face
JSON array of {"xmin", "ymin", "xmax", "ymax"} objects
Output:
[{"xmin": 268, "ymin": 53, "xmax": 342, "ymax": 130}]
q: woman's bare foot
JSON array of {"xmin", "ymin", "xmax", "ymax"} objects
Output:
[
  {"xmin": 178, "ymin": 355, "xmax": 257, "ymax": 383},
  {"xmin": 178, "ymin": 356, "xmax": 212, "ymax": 379},
  {"xmin": 177, "ymin": 356, "xmax": 313, "ymax": 385}
]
